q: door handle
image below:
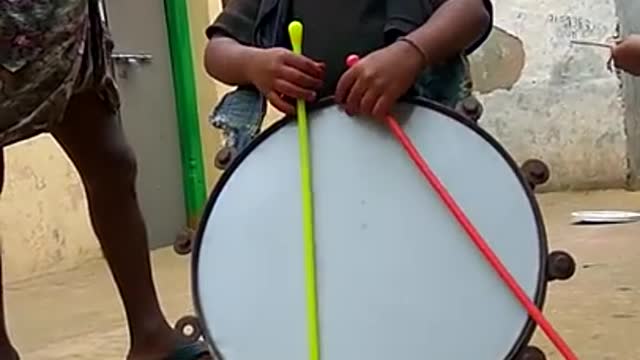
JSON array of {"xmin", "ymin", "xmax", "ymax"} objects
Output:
[
  {"xmin": 111, "ymin": 53, "xmax": 153, "ymax": 65},
  {"xmin": 111, "ymin": 53, "xmax": 152, "ymax": 79}
]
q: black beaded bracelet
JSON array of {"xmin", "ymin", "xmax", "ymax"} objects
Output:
[{"xmin": 397, "ymin": 36, "xmax": 429, "ymax": 68}]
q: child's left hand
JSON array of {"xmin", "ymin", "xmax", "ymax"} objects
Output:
[{"xmin": 335, "ymin": 40, "xmax": 425, "ymax": 120}]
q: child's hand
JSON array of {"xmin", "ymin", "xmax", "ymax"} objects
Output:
[
  {"xmin": 612, "ymin": 35, "xmax": 640, "ymax": 76},
  {"xmin": 249, "ymin": 48, "xmax": 325, "ymax": 114},
  {"xmin": 335, "ymin": 41, "xmax": 424, "ymax": 120}
]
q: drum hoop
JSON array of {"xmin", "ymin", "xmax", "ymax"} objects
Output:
[{"xmin": 191, "ymin": 96, "xmax": 549, "ymax": 359}]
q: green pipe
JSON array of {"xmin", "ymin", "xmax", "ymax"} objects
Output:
[{"xmin": 164, "ymin": 0, "xmax": 208, "ymax": 226}]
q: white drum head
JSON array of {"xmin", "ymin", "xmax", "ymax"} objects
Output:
[{"xmin": 193, "ymin": 99, "xmax": 547, "ymax": 359}]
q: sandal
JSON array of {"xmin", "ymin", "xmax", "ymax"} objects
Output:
[{"xmin": 164, "ymin": 341, "xmax": 212, "ymax": 360}]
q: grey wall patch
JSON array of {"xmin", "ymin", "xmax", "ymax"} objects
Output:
[{"xmin": 468, "ymin": 26, "xmax": 526, "ymax": 94}]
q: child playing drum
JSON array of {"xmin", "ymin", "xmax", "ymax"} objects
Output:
[{"xmin": 204, "ymin": 0, "xmax": 493, "ymax": 159}]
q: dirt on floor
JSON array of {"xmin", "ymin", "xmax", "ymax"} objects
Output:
[{"xmin": 5, "ymin": 190, "xmax": 640, "ymax": 359}]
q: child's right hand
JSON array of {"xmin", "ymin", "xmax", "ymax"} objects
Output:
[
  {"xmin": 249, "ymin": 48, "xmax": 325, "ymax": 114},
  {"xmin": 612, "ymin": 35, "xmax": 640, "ymax": 76}
]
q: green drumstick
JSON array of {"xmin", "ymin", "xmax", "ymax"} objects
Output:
[{"xmin": 288, "ymin": 20, "xmax": 321, "ymax": 360}]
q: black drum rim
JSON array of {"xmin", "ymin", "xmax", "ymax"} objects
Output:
[{"xmin": 191, "ymin": 96, "xmax": 549, "ymax": 360}]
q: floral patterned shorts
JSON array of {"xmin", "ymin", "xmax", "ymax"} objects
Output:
[{"xmin": 0, "ymin": 0, "xmax": 119, "ymax": 147}]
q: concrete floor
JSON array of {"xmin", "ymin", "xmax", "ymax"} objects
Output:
[{"xmin": 5, "ymin": 191, "xmax": 640, "ymax": 359}]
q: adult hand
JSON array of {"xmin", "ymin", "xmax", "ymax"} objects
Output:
[
  {"xmin": 249, "ymin": 48, "xmax": 325, "ymax": 114},
  {"xmin": 612, "ymin": 34, "xmax": 640, "ymax": 76},
  {"xmin": 335, "ymin": 40, "xmax": 425, "ymax": 120}
]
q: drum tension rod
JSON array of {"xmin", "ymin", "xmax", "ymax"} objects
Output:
[{"xmin": 345, "ymin": 54, "xmax": 578, "ymax": 360}]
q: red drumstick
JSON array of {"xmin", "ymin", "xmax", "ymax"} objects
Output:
[{"xmin": 345, "ymin": 54, "xmax": 578, "ymax": 360}]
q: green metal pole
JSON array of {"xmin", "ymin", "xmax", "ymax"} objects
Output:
[{"xmin": 163, "ymin": 0, "xmax": 207, "ymax": 227}]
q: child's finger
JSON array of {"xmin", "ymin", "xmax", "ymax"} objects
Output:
[
  {"xmin": 272, "ymin": 79, "xmax": 316, "ymax": 102},
  {"xmin": 359, "ymin": 88, "xmax": 381, "ymax": 117},
  {"xmin": 283, "ymin": 53, "xmax": 325, "ymax": 78},
  {"xmin": 266, "ymin": 92, "xmax": 296, "ymax": 115},
  {"xmin": 335, "ymin": 68, "xmax": 357, "ymax": 104},
  {"xmin": 372, "ymin": 94, "xmax": 394, "ymax": 121},
  {"xmin": 607, "ymin": 35, "xmax": 622, "ymax": 45},
  {"xmin": 345, "ymin": 77, "xmax": 367, "ymax": 116},
  {"xmin": 279, "ymin": 66, "xmax": 323, "ymax": 89}
]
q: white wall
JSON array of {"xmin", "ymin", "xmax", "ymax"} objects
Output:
[{"xmin": 471, "ymin": 0, "xmax": 626, "ymax": 190}]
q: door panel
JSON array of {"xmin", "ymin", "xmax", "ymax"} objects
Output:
[{"xmin": 101, "ymin": 0, "xmax": 186, "ymax": 249}]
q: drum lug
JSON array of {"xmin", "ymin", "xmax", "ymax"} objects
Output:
[
  {"xmin": 174, "ymin": 315, "xmax": 203, "ymax": 343},
  {"xmin": 547, "ymin": 250, "xmax": 577, "ymax": 282},
  {"xmin": 174, "ymin": 227, "xmax": 195, "ymax": 255},
  {"xmin": 520, "ymin": 159, "xmax": 550, "ymax": 190},
  {"xmin": 457, "ymin": 96, "xmax": 484, "ymax": 122},
  {"xmin": 517, "ymin": 345, "xmax": 547, "ymax": 360},
  {"xmin": 215, "ymin": 146, "xmax": 237, "ymax": 170}
]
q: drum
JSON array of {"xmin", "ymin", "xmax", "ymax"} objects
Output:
[{"xmin": 192, "ymin": 98, "xmax": 549, "ymax": 359}]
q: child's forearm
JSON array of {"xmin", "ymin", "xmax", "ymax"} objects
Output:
[
  {"xmin": 405, "ymin": 0, "xmax": 490, "ymax": 66},
  {"xmin": 204, "ymin": 37, "xmax": 262, "ymax": 86}
]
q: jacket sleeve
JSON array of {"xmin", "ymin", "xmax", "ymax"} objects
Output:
[
  {"xmin": 431, "ymin": 0, "xmax": 493, "ymax": 53},
  {"xmin": 205, "ymin": 0, "xmax": 261, "ymax": 45},
  {"xmin": 465, "ymin": 0, "xmax": 493, "ymax": 54},
  {"xmin": 384, "ymin": 0, "xmax": 493, "ymax": 54}
]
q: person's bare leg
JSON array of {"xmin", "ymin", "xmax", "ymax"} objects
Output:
[
  {"xmin": 0, "ymin": 152, "xmax": 20, "ymax": 360},
  {"xmin": 51, "ymin": 92, "xmax": 204, "ymax": 359}
]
